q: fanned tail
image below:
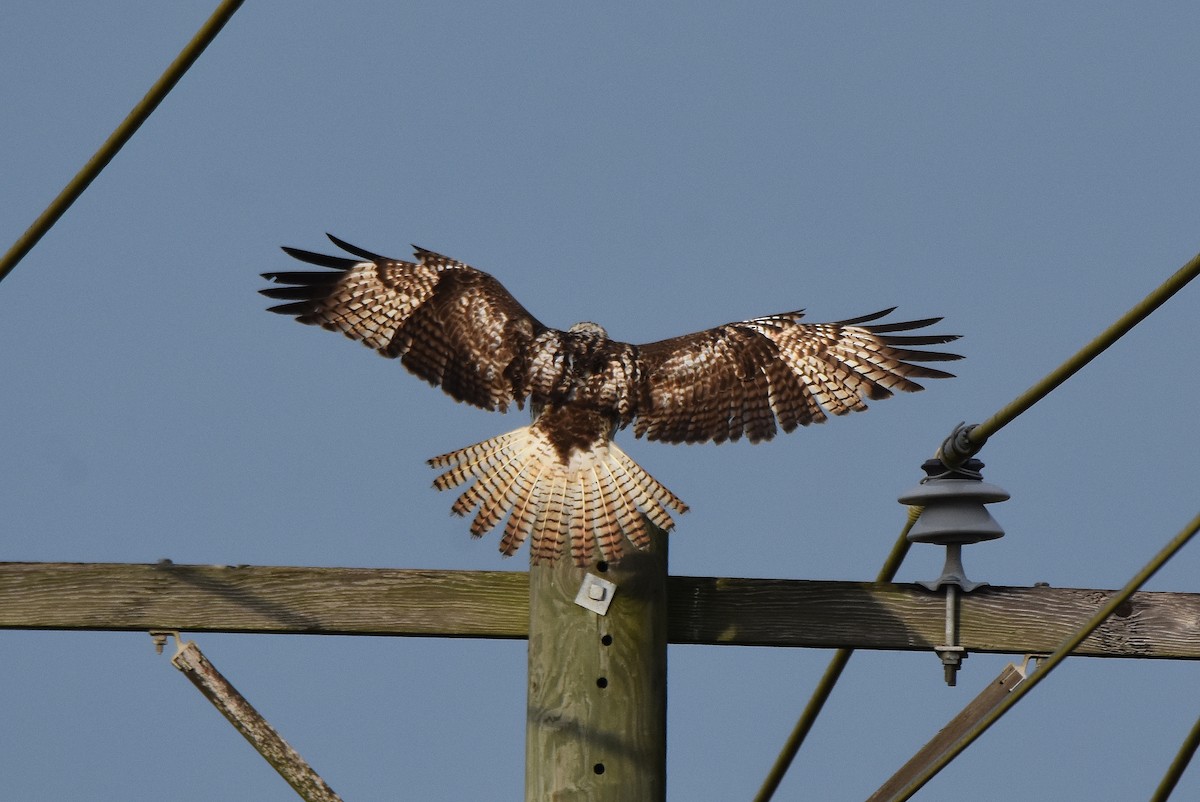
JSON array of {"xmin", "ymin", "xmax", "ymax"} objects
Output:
[{"xmin": 429, "ymin": 426, "xmax": 687, "ymax": 565}]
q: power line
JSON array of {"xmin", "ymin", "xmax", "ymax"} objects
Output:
[
  {"xmin": 753, "ymin": 507, "xmax": 920, "ymax": 802},
  {"xmin": 1151, "ymin": 708, "xmax": 1200, "ymax": 802},
  {"xmin": 941, "ymin": 249, "xmax": 1200, "ymax": 465},
  {"xmin": 757, "ymin": 247, "xmax": 1200, "ymax": 800},
  {"xmin": 0, "ymin": 0, "xmax": 245, "ymax": 286}
]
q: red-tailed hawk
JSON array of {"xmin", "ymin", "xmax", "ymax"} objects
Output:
[{"xmin": 261, "ymin": 235, "xmax": 962, "ymax": 565}]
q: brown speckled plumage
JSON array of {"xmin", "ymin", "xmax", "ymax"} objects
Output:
[{"xmin": 262, "ymin": 235, "xmax": 962, "ymax": 565}]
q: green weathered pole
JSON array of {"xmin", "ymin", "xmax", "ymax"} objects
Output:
[{"xmin": 526, "ymin": 527, "xmax": 668, "ymax": 801}]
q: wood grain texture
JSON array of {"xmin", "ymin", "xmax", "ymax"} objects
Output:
[
  {"xmin": 525, "ymin": 532, "xmax": 668, "ymax": 801},
  {"xmin": 0, "ymin": 561, "xmax": 527, "ymax": 638},
  {"xmin": 2, "ymin": 562, "xmax": 1197, "ymax": 658},
  {"xmin": 667, "ymin": 578, "xmax": 1200, "ymax": 658}
]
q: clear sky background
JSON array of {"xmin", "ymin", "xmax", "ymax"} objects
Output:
[{"xmin": 2, "ymin": 4, "xmax": 1198, "ymax": 800}]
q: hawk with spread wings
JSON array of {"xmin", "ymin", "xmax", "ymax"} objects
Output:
[{"xmin": 261, "ymin": 235, "xmax": 962, "ymax": 565}]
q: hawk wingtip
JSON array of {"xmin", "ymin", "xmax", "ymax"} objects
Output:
[{"xmin": 325, "ymin": 233, "xmax": 388, "ymax": 263}]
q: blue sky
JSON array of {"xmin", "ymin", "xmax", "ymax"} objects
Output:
[{"xmin": 3, "ymin": 3, "xmax": 1199, "ymax": 799}]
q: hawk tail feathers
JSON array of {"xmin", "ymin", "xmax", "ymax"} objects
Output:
[{"xmin": 429, "ymin": 426, "xmax": 687, "ymax": 566}]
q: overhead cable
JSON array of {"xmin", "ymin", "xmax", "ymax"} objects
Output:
[
  {"xmin": 941, "ymin": 249, "xmax": 1200, "ymax": 466},
  {"xmin": 752, "ymin": 506, "xmax": 921, "ymax": 802},
  {"xmin": 0, "ymin": 0, "xmax": 245, "ymax": 285},
  {"xmin": 1150, "ymin": 708, "xmax": 1200, "ymax": 801}
]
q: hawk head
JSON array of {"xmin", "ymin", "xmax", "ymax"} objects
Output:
[{"xmin": 568, "ymin": 321, "xmax": 608, "ymax": 339}]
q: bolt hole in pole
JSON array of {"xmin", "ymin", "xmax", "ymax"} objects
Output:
[
  {"xmin": 601, "ymin": 634, "xmax": 613, "ymax": 646},
  {"xmin": 593, "ymin": 763, "xmax": 606, "ymax": 775},
  {"xmin": 596, "ymin": 677, "xmax": 608, "ymax": 689}
]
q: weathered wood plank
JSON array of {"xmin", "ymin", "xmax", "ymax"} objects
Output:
[
  {"xmin": 0, "ymin": 561, "xmax": 528, "ymax": 638},
  {"xmin": 1, "ymin": 562, "xmax": 1197, "ymax": 659},
  {"xmin": 668, "ymin": 577, "xmax": 1200, "ymax": 659}
]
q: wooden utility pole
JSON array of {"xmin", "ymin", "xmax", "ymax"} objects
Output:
[{"xmin": 526, "ymin": 530, "xmax": 668, "ymax": 801}]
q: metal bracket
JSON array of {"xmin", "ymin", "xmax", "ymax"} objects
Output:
[
  {"xmin": 148, "ymin": 629, "xmax": 183, "ymax": 656},
  {"xmin": 1020, "ymin": 653, "xmax": 1048, "ymax": 676},
  {"xmin": 574, "ymin": 573, "xmax": 617, "ymax": 615}
]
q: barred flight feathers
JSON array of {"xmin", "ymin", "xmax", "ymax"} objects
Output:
[
  {"xmin": 262, "ymin": 235, "xmax": 962, "ymax": 565},
  {"xmin": 262, "ymin": 234, "xmax": 546, "ymax": 413},
  {"xmin": 428, "ymin": 424, "xmax": 687, "ymax": 565},
  {"xmin": 632, "ymin": 310, "xmax": 962, "ymax": 445}
]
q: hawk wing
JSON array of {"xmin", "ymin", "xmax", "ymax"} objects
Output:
[
  {"xmin": 632, "ymin": 309, "xmax": 962, "ymax": 444},
  {"xmin": 260, "ymin": 234, "xmax": 547, "ymax": 412}
]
